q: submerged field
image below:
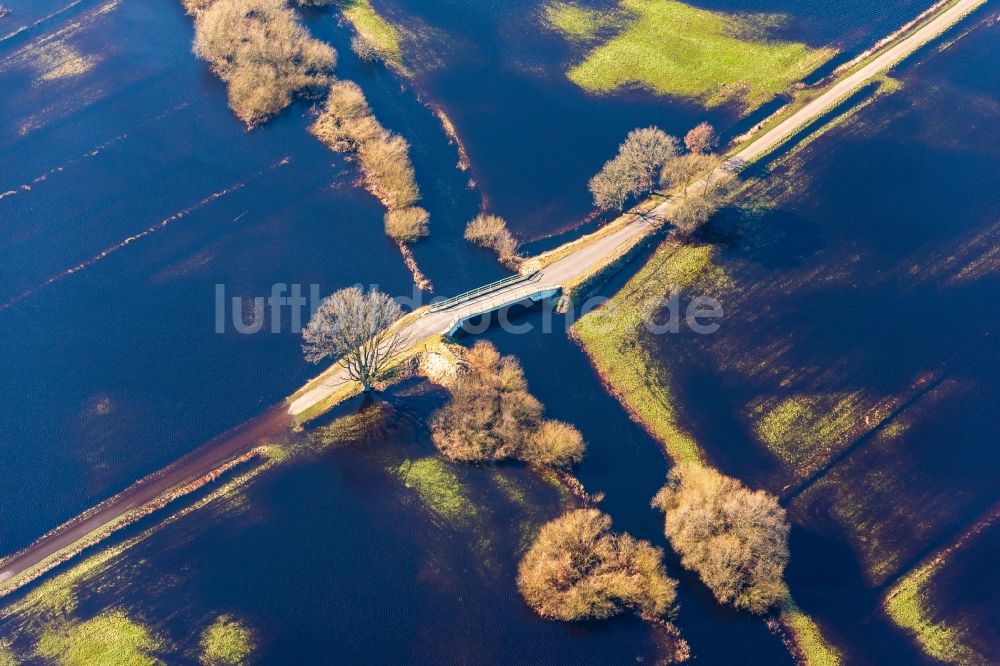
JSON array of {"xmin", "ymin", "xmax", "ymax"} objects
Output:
[
  {"xmin": 547, "ymin": 0, "xmax": 836, "ymax": 110},
  {"xmin": 1, "ymin": 0, "xmax": 997, "ymax": 663},
  {"xmin": 366, "ymin": 0, "xmax": 933, "ymax": 234},
  {"xmin": 573, "ymin": 11, "xmax": 1000, "ymax": 663}
]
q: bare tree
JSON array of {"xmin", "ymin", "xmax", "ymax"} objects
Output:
[
  {"xmin": 302, "ymin": 286, "xmax": 406, "ymax": 392},
  {"xmin": 660, "ymin": 153, "xmax": 723, "ymax": 195},
  {"xmin": 620, "ymin": 126, "xmax": 680, "ymax": 193},
  {"xmin": 652, "ymin": 463, "xmax": 790, "ymax": 614},
  {"xmin": 517, "ymin": 509, "xmax": 677, "ymax": 621},
  {"xmin": 684, "ymin": 121, "xmax": 719, "ymax": 154},
  {"xmin": 669, "ymin": 193, "xmax": 718, "ymax": 236},
  {"xmin": 589, "ymin": 154, "xmax": 641, "ymax": 211}
]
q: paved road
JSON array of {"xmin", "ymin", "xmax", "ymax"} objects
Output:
[
  {"xmin": 286, "ymin": 215, "xmax": 656, "ymax": 415},
  {"xmin": 0, "ymin": 0, "xmax": 986, "ymax": 593},
  {"xmin": 290, "ymin": 0, "xmax": 990, "ymax": 416},
  {"xmin": 730, "ymin": 0, "xmax": 988, "ymax": 165}
]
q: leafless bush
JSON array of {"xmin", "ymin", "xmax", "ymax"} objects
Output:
[
  {"xmin": 464, "ymin": 214, "xmax": 519, "ymax": 265},
  {"xmin": 517, "ymin": 509, "xmax": 677, "ymax": 621},
  {"xmin": 430, "ymin": 342, "xmax": 584, "ymax": 467},
  {"xmin": 357, "ymin": 134, "xmax": 420, "ymax": 210},
  {"xmin": 384, "ymin": 206, "xmax": 429, "ymax": 243},
  {"xmin": 192, "ymin": 0, "xmax": 336, "ymax": 126},
  {"xmin": 311, "ymin": 80, "xmax": 423, "ymax": 214},
  {"xmin": 652, "ymin": 463, "xmax": 789, "ymax": 614},
  {"xmin": 521, "ymin": 420, "xmax": 585, "ymax": 468}
]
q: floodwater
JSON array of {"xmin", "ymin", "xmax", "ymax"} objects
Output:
[
  {"xmin": 643, "ymin": 9, "xmax": 1000, "ymax": 663},
  {"xmin": 1, "ymin": 0, "xmax": 995, "ymax": 662},
  {"xmin": 376, "ymin": 0, "xmax": 940, "ymax": 237}
]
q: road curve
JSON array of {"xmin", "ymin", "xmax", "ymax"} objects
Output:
[{"xmin": 0, "ymin": 0, "xmax": 987, "ymax": 595}]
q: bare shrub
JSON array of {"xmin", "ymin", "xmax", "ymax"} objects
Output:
[
  {"xmin": 517, "ymin": 509, "xmax": 677, "ymax": 621},
  {"xmin": 464, "ymin": 214, "xmax": 507, "ymax": 245},
  {"xmin": 521, "ymin": 420, "xmax": 585, "ymax": 467},
  {"xmin": 310, "ymin": 80, "xmax": 377, "ymax": 149},
  {"xmin": 652, "ymin": 463, "xmax": 789, "ymax": 614},
  {"xmin": 588, "ymin": 154, "xmax": 641, "ymax": 211},
  {"xmin": 684, "ymin": 121, "xmax": 719, "ymax": 154},
  {"xmin": 192, "ymin": 0, "xmax": 336, "ymax": 126},
  {"xmin": 464, "ymin": 214, "xmax": 519, "ymax": 265},
  {"xmin": 357, "ymin": 134, "xmax": 420, "ymax": 209},
  {"xmin": 384, "ymin": 206, "xmax": 429, "ymax": 243},
  {"xmin": 430, "ymin": 342, "xmax": 584, "ymax": 467},
  {"xmin": 311, "ymin": 80, "xmax": 423, "ymax": 214}
]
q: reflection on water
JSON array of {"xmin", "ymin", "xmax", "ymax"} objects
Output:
[
  {"xmin": 378, "ymin": 0, "xmax": 939, "ymax": 236},
  {"xmin": 0, "ymin": 0, "xmax": 493, "ymax": 552},
  {"xmin": 1, "ymin": 0, "xmax": 996, "ymax": 662},
  {"xmin": 642, "ymin": 13, "xmax": 999, "ymax": 663}
]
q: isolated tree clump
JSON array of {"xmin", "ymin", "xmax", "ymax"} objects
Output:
[
  {"xmin": 684, "ymin": 121, "xmax": 719, "ymax": 154},
  {"xmin": 464, "ymin": 214, "xmax": 519, "ymax": 265},
  {"xmin": 192, "ymin": 0, "xmax": 336, "ymax": 126},
  {"xmin": 384, "ymin": 206, "xmax": 429, "ymax": 243},
  {"xmin": 430, "ymin": 341, "xmax": 585, "ymax": 467},
  {"xmin": 652, "ymin": 463, "xmax": 790, "ymax": 614},
  {"xmin": 302, "ymin": 286, "xmax": 405, "ymax": 392},
  {"xmin": 620, "ymin": 126, "xmax": 680, "ymax": 193},
  {"xmin": 588, "ymin": 126, "xmax": 679, "ymax": 211},
  {"xmin": 517, "ymin": 509, "xmax": 677, "ymax": 621},
  {"xmin": 311, "ymin": 81, "xmax": 424, "ymax": 231}
]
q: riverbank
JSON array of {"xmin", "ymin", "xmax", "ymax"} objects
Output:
[
  {"xmin": 568, "ymin": 239, "xmax": 841, "ymax": 665},
  {"xmin": 0, "ymin": 0, "xmax": 986, "ymax": 629}
]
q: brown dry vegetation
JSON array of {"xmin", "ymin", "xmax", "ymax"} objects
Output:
[
  {"xmin": 517, "ymin": 509, "xmax": 677, "ymax": 621},
  {"xmin": 430, "ymin": 341, "xmax": 585, "ymax": 468},
  {"xmin": 188, "ymin": 0, "xmax": 336, "ymax": 126},
  {"xmin": 311, "ymin": 80, "xmax": 424, "ymax": 227},
  {"xmin": 652, "ymin": 463, "xmax": 789, "ymax": 614},
  {"xmin": 384, "ymin": 206, "xmax": 429, "ymax": 243},
  {"xmin": 464, "ymin": 214, "xmax": 519, "ymax": 265}
]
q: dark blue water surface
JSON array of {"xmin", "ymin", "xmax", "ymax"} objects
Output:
[
  {"xmin": 375, "ymin": 0, "xmax": 941, "ymax": 236},
  {"xmin": 1, "ymin": 0, "xmax": 997, "ymax": 662},
  {"xmin": 644, "ymin": 10, "xmax": 1000, "ymax": 663},
  {"xmin": 0, "ymin": 0, "xmax": 499, "ymax": 553}
]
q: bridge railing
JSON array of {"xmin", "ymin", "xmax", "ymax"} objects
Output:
[
  {"xmin": 429, "ymin": 271, "xmax": 541, "ymax": 313},
  {"xmin": 445, "ymin": 283, "xmax": 561, "ymax": 334}
]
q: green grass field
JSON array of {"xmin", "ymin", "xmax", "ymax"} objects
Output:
[
  {"xmin": 571, "ymin": 241, "xmax": 730, "ymax": 464},
  {"xmin": 885, "ymin": 563, "xmax": 982, "ymax": 665},
  {"xmin": 337, "ymin": 0, "xmax": 405, "ymax": 70},
  {"xmin": 547, "ymin": 0, "xmax": 835, "ymax": 111}
]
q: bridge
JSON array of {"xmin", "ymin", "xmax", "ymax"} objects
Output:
[{"xmin": 0, "ymin": 0, "xmax": 987, "ymax": 597}]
